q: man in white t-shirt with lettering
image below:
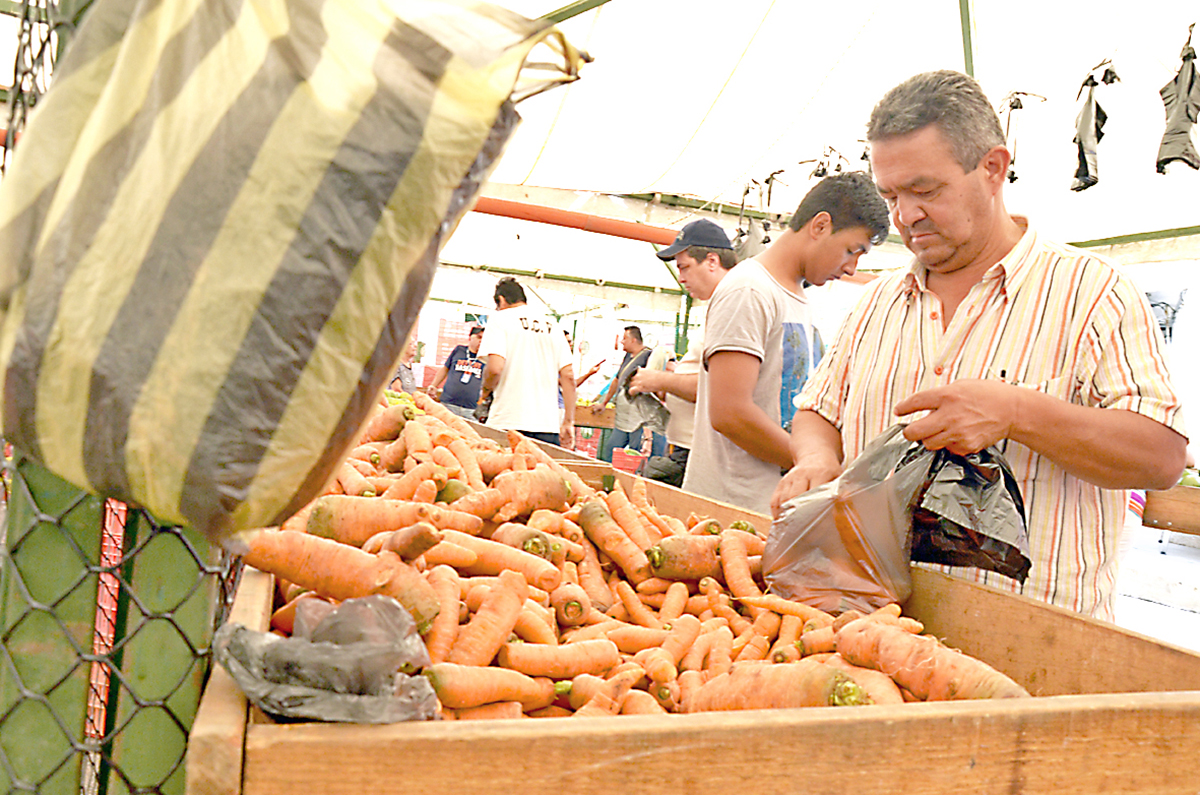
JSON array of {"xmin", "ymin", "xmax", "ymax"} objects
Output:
[{"xmin": 477, "ymin": 277, "xmax": 576, "ymax": 448}]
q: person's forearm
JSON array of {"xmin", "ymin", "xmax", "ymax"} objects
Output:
[
  {"xmin": 560, "ymin": 372, "xmax": 577, "ymax": 425},
  {"xmin": 789, "ymin": 410, "xmax": 844, "ymax": 466},
  {"xmin": 431, "ymin": 367, "xmax": 449, "ymax": 391},
  {"xmin": 1009, "ymin": 391, "xmax": 1186, "ymax": 489},
  {"xmin": 639, "ymin": 370, "xmax": 698, "ymax": 402},
  {"xmin": 481, "ymin": 355, "xmax": 504, "ymax": 396},
  {"xmin": 710, "ymin": 401, "xmax": 794, "ymax": 470}
]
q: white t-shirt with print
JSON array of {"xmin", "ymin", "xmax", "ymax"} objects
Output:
[
  {"xmin": 478, "ymin": 304, "xmax": 573, "ymax": 434},
  {"xmin": 683, "ymin": 259, "xmax": 822, "ymax": 515}
]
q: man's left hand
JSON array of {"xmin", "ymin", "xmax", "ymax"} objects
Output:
[
  {"xmin": 894, "ymin": 378, "xmax": 1017, "ymax": 456},
  {"xmin": 559, "ymin": 420, "xmax": 576, "ymax": 450}
]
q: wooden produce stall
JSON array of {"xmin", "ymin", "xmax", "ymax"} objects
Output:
[
  {"xmin": 188, "ymin": 467, "xmax": 1200, "ymax": 795},
  {"xmin": 574, "ymin": 404, "xmax": 615, "ymax": 429},
  {"xmin": 1142, "ymin": 483, "xmax": 1200, "ymax": 536}
]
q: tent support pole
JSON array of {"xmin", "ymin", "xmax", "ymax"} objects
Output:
[{"xmin": 958, "ymin": 0, "xmax": 975, "ymax": 77}]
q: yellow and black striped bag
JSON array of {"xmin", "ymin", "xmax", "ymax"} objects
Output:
[{"xmin": 0, "ymin": 0, "xmax": 581, "ymax": 543}]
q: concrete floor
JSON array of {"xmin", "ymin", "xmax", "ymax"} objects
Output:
[{"xmin": 1114, "ymin": 520, "xmax": 1200, "ymax": 654}]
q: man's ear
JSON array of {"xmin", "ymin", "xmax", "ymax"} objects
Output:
[
  {"xmin": 979, "ymin": 144, "xmax": 1012, "ymax": 189},
  {"xmin": 807, "ymin": 211, "xmax": 833, "ymax": 239}
]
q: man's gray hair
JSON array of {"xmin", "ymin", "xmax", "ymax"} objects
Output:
[{"xmin": 867, "ymin": 70, "xmax": 1005, "ymax": 172}]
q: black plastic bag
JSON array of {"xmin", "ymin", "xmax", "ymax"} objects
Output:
[
  {"xmin": 898, "ymin": 443, "xmax": 1031, "ymax": 583},
  {"xmin": 213, "ymin": 595, "xmax": 437, "ymax": 724}
]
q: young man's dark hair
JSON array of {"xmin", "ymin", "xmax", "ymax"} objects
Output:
[
  {"xmin": 624, "ymin": 325, "xmax": 643, "ymax": 343},
  {"xmin": 787, "ymin": 171, "xmax": 890, "ymax": 245},
  {"xmin": 494, "ymin": 276, "xmax": 526, "ymax": 307}
]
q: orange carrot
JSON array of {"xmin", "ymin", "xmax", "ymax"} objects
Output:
[
  {"xmin": 305, "ymin": 495, "xmax": 432, "ymax": 547},
  {"xmin": 402, "ymin": 419, "xmax": 434, "ymax": 463},
  {"xmin": 364, "ymin": 521, "xmax": 442, "ymax": 560},
  {"xmin": 361, "ymin": 403, "xmax": 414, "ymax": 443},
  {"xmin": 497, "ymin": 638, "xmax": 620, "ymax": 679},
  {"xmin": 647, "ymin": 534, "xmax": 721, "ymax": 581},
  {"xmin": 657, "ymin": 581, "xmax": 691, "ymax": 622},
  {"xmin": 605, "ymin": 624, "xmax": 669, "ymax": 654},
  {"xmin": 835, "ymin": 616, "xmax": 1031, "ymax": 700},
  {"xmin": 490, "ymin": 465, "xmax": 572, "ymax": 522},
  {"xmin": 335, "ymin": 461, "xmax": 377, "ymax": 497},
  {"xmin": 769, "ymin": 614, "xmax": 804, "ymax": 664},
  {"xmin": 447, "ymin": 569, "xmax": 528, "ymax": 667},
  {"xmin": 642, "ymin": 614, "xmax": 702, "ymax": 684},
  {"xmin": 799, "ymin": 624, "xmax": 837, "ymax": 657},
  {"xmin": 572, "ymin": 666, "xmax": 642, "ymax": 718},
  {"xmin": 733, "ymin": 610, "xmax": 782, "ymax": 662},
  {"xmin": 240, "ymin": 529, "xmax": 440, "ymax": 634},
  {"xmin": 449, "ymin": 488, "xmax": 507, "ymax": 520},
  {"xmin": 378, "ymin": 434, "xmax": 408, "ymax": 473},
  {"xmin": 419, "ymin": 541, "xmax": 478, "ymax": 570},
  {"xmin": 703, "ymin": 625, "xmax": 735, "ymax": 679},
  {"xmin": 269, "ymin": 592, "xmax": 331, "ymax": 636},
  {"xmin": 550, "ymin": 581, "xmax": 592, "ymax": 627},
  {"xmin": 513, "ymin": 601, "xmax": 559, "ymax": 645},
  {"xmin": 615, "ymin": 580, "xmax": 662, "ymax": 630},
  {"xmin": 347, "ymin": 442, "xmax": 388, "ymax": 468},
  {"xmin": 489, "ymin": 522, "xmax": 557, "ymax": 562},
  {"xmin": 526, "ymin": 705, "xmax": 574, "ymax": 719},
  {"xmin": 441, "ymin": 529, "xmax": 563, "ymax": 592},
  {"xmin": 815, "ymin": 653, "xmax": 906, "ymax": 705},
  {"xmin": 575, "ymin": 538, "xmax": 614, "ymax": 613},
  {"xmin": 413, "ymin": 392, "xmax": 481, "ymax": 440},
  {"xmin": 605, "ymin": 482, "xmax": 655, "ymax": 550},
  {"xmin": 422, "ymin": 565, "xmax": 461, "ymax": 665},
  {"xmin": 424, "ymin": 662, "xmax": 553, "ymax": 710},
  {"xmin": 685, "ymin": 657, "xmax": 870, "ymax": 712},
  {"xmin": 380, "ymin": 461, "xmax": 448, "ymax": 501},
  {"xmin": 620, "ymin": 688, "xmax": 669, "ymax": 716},
  {"xmin": 734, "ymin": 594, "xmax": 835, "ymax": 625},
  {"xmin": 629, "ymin": 478, "xmax": 674, "ymax": 537},
  {"xmin": 412, "ymin": 479, "xmax": 439, "ymax": 504},
  {"xmin": 578, "ymin": 499, "xmax": 652, "ymax": 584},
  {"xmin": 447, "ymin": 438, "xmax": 486, "ymax": 491},
  {"xmin": 718, "ymin": 530, "xmax": 763, "ymax": 617}
]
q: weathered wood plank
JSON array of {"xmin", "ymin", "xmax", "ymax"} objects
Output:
[
  {"xmin": 243, "ymin": 692, "xmax": 1200, "ymax": 795},
  {"xmin": 1143, "ymin": 484, "xmax": 1200, "ymax": 535},
  {"xmin": 186, "ymin": 567, "xmax": 273, "ymax": 795}
]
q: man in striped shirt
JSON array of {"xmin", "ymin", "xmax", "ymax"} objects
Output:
[{"xmin": 771, "ymin": 71, "xmax": 1188, "ymax": 620}]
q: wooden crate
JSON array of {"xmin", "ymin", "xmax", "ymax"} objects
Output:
[
  {"xmin": 1143, "ymin": 483, "xmax": 1200, "ymax": 535},
  {"xmin": 575, "ymin": 404, "xmax": 615, "ymax": 429},
  {"xmin": 188, "ymin": 473, "xmax": 1200, "ymax": 795}
]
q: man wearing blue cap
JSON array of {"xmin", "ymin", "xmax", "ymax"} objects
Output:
[{"xmin": 629, "ymin": 218, "xmax": 737, "ymax": 485}]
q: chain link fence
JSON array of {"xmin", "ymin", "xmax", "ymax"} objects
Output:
[{"xmin": 1, "ymin": 454, "xmax": 240, "ymax": 795}]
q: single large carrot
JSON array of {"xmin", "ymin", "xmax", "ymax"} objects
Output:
[
  {"xmin": 686, "ymin": 658, "xmax": 870, "ymax": 712},
  {"xmin": 361, "ymin": 403, "xmax": 414, "ymax": 443},
  {"xmin": 240, "ymin": 529, "xmax": 440, "ymax": 634},
  {"xmin": 735, "ymin": 594, "xmax": 835, "ymax": 625},
  {"xmin": 550, "ymin": 581, "xmax": 592, "ymax": 627},
  {"xmin": 647, "ymin": 534, "xmax": 722, "ymax": 581},
  {"xmin": 441, "ymin": 529, "xmax": 563, "ymax": 592},
  {"xmin": 490, "ymin": 523, "xmax": 557, "ymax": 562},
  {"xmin": 424, "ymin": 662, "xmax": 554, "ymax": 710},
  {"xmin": 423, "ymin": 565, "xmax": 461, "ymax": 664},
  {"xmin": 497, "ymin": 638, "xmax": 620, "ymax": 679},
  {"xmin": 657, "ymin": 581, "xmax": 691, "ymax": 622},
  {"xmin": 605, "ymin": 624, "xmax": 669, "ymax": 654},
  {"xmin": 445, "ymin": 701, "xmax": 526, "ymax": 721},
  {"xmin": 718, "ymin": 530, "xmax": 764, "ymax": 617},
  {"xmin": 620, "ymin": 688, "xmax": 668, "ymax": 716},
  {"xmin": 642, "ymin": 614, "xmax": 702, "ymax": 684},
  {"xmin": 812, "ymin": 652, "xmax": 906, "ymax": 705},
  {"xmin": 379, "ymin": 461, "xmax": 448, "ymax": 501},
  {"xmin": 306, "ymin": 494, "xmax": 433, "ymax": 547},
  {"xmin": 363, "ymin": 521, "xmax": 442, "ymax": 560},
  {"xmin": 335, "ymin": 461, "xmax": 377, "ymax": 497},
  {"xmin": 578, "ymin": 499, "xmax": 652, "ymax": 584},
  {"xmin": 703, "ymin": 625, "xmax": 735, "ymax": 678},
  {"xmin": 447, "ymin": 438, "xmax": 486, "ymax": 491},
  {"xmin": 605, "ymin": 482, "xmax": 655, "ymax": 550},
  {"xmin": 447, "ymin": 569, "xmax": 528, "ymax": 667},
  {"xmin": 490, "ymin": 465, "xmax": 572, "ymax": 522},
  {"xmin": 615, "ymin": 580, "xmax": 662, "ymax": 630},
  {"xmin": 835, "ymin": 616, "xmax": 1031, "ymax": 700},
  {"xmin": 769, "ymin": 614, "xmax": 804, "ymax": 664},
  {"xmin": 403, "ymin": 419, "xmax": 434, "ymax": 464}
]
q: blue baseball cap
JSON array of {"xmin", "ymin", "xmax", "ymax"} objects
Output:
[{"xmin": 656, "ymin": 219, "xmax": 734, "ymax": 260}]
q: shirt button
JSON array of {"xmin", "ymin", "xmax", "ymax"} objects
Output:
[
  {"xmin": 930, "ymin": 311, "xmax": 939, "ymax": 320},
  {"xmin": 934, "ymin": 365, "xmax": 944, "ymax": 375}
]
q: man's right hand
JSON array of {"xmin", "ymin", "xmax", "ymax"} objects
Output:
[
  {"xmin": 627, "ymin": 367, "xmax": 658, "ymax": 396},
  {"xmin": 769, "ymin": 453, "xmax": 843, "ymax": 518}
]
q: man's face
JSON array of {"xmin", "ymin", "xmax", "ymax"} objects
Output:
[
  {"xmin": 621, "ymin": 331, "xmax": 637, "ymax": 353},
  {"xmin": 870, "ymin": 124, "xmax": 997, "ymax": 275},
  {"xmin": 468, "ymin": 332, "xmax": 483, "ymax": 353},
  {"xmin": 804, "ymin": 226, "xmax": 874, "ymax": 286},
  {"xmin": 674, "ymin": 251, "xmax": 723, "ymax": 301}
]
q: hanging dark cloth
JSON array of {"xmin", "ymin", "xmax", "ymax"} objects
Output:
[
  {"xmin": 1071, "ymin": 77, "xmax": 1106, "ymax": 191},
  {"xmin": 1157, "ymin": 28, "xmax": 1200, "ymax": 173}
]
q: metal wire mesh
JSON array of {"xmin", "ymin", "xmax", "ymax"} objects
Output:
[{"xmin": 1, "ymin": 454, "xmax": 240, "ymax": 795}]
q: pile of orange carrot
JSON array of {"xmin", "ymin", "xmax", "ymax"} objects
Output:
[{"xmin": 239, "ymin": 390, "xmax": 1029, "ymax": 720}]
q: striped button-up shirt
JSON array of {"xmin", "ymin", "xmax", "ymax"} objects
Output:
[{"xmin": 796, "ymin": 223, "xmax": 1187, "ymax": 620}]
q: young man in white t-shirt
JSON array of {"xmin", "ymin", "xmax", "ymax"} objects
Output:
[
  {"xmin": 684, "ymin": 172, "xmax": 890, "ymax": 514},
  {"xmin": 477, "ymin": 277, "xmax": 576, "ymax": 449}
]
